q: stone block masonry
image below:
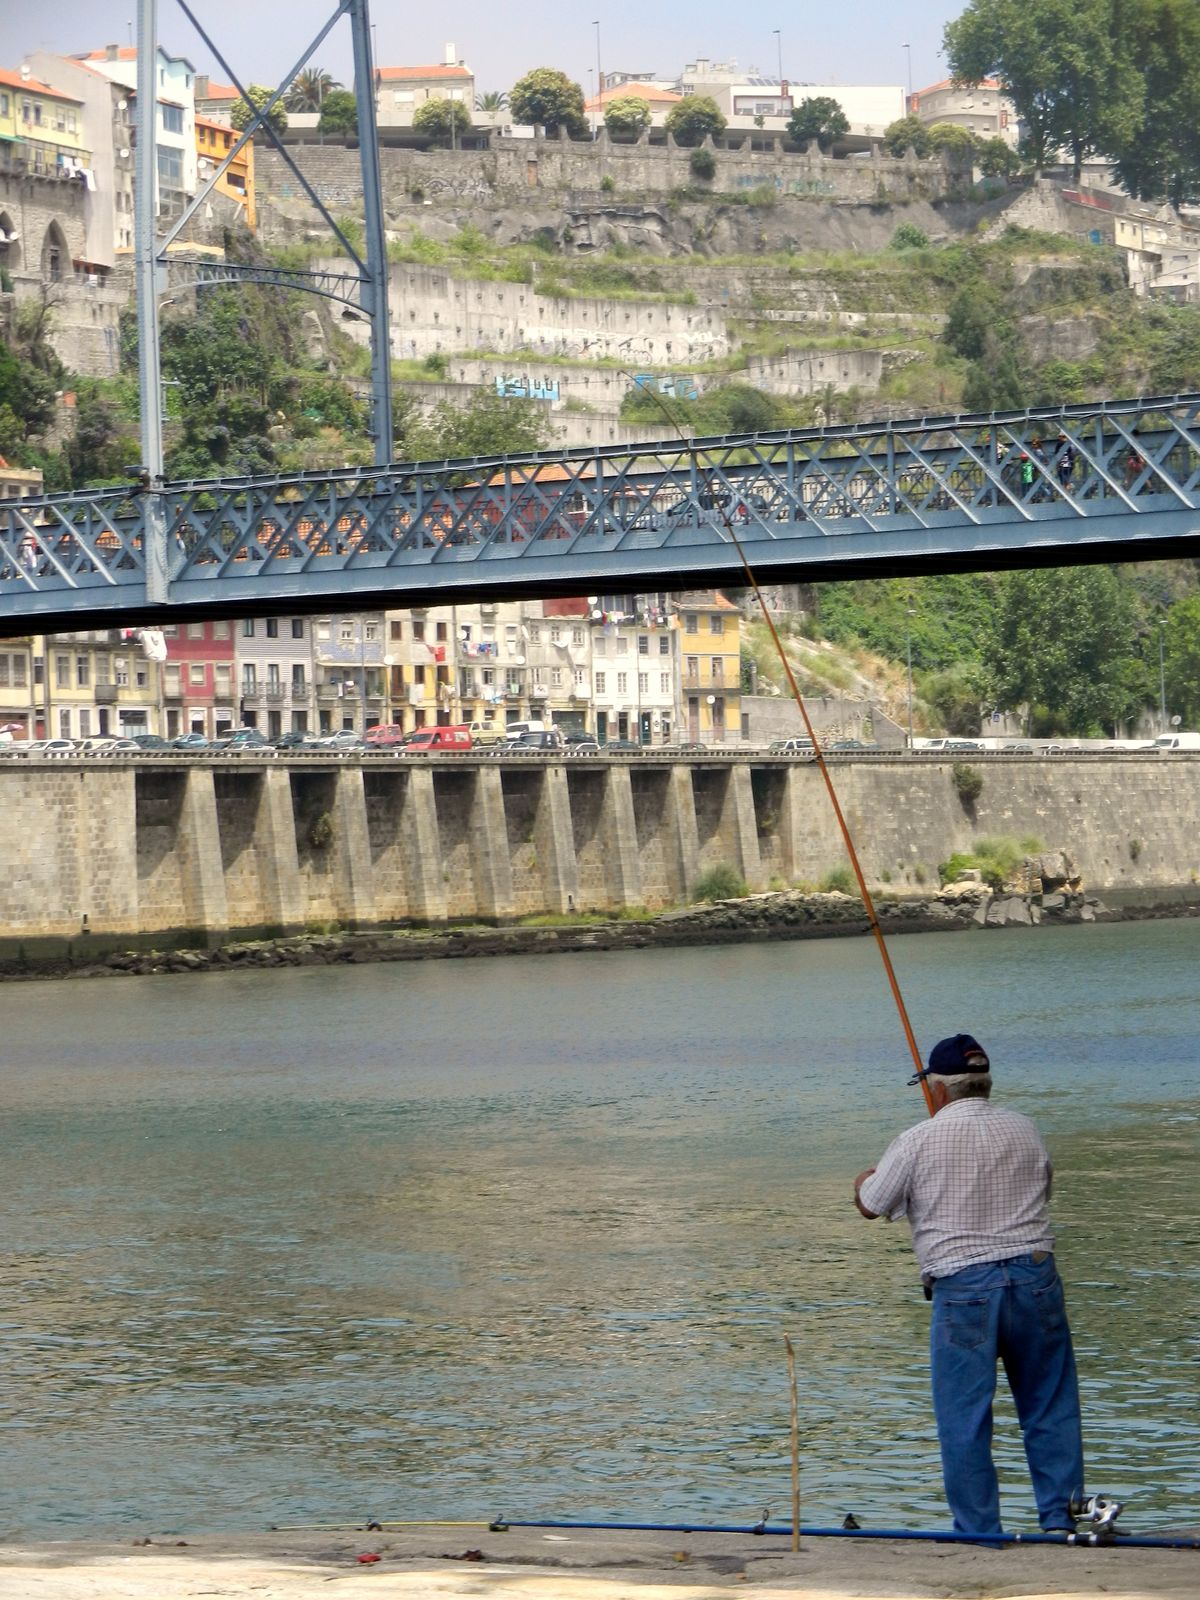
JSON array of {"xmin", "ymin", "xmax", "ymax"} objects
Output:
[{"xmin": 2, "ymin": 754, "xmax": 1200, "ymax": 948}]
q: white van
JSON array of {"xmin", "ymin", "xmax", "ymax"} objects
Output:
[
  {"xmin": 1153, "ymin": 732, "xmax": 1200, "ymax": 751},
  {"xmin": 505, "ymin": 720, "xmax": 549, "ymax": 739}
]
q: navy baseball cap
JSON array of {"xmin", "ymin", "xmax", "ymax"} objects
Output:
[{"xmin": 908, "ymin": 1033, "xmax": 991, "ymax": 1086}]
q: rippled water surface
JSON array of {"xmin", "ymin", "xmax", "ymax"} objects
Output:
[{"xmin": 1, "ymin": 920, "xmax": 1198, "ymax": 1536}]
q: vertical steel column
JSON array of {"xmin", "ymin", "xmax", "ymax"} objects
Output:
[
  {"xmin": 135, "ymin": 0, "xmax": 168, "ymax": 603},
  {"xmin": 350, "ymin": 0, "xmax": 393, "ymax": 466}
]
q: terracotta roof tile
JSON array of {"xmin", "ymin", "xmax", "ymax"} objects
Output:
[
  {"xmin": 0, "ymin": 67, "xmax": 81, "ymax": 101},
  {"xmin": 376, "ymin": 64, "xmax": 472, "ymax": 82}
]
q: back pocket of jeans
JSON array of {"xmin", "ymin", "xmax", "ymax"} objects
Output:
[
  {"xmin": 1034, "ymin": 1276, "xmax": 1067, "ymax": 1337},
  {"xmin": 939, "ymin": 1295, "xmax": 989, "ymax": 1351}
]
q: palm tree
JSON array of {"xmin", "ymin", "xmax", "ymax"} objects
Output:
[
  {"xmin": 286, "ymin": 67, "xmax": 340, "ymax": 112},
  {"xmin": 475, "ymin": 90, "xmax": 509, "ymax": 113}
]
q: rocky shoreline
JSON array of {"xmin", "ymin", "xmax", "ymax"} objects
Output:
[{"xmin": 3, "ymin": 881, "xmax": 1198, "ymax": 983}]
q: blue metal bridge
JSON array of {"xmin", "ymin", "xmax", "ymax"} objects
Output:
[{"xmin": 4, "ymin": 394, "xmax": 1200, "ymax": 631}]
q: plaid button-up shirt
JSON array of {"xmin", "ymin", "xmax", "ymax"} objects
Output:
[{"xmin": 858, "ymin": 1098, "xmax": 1055, "ymax": 1279}]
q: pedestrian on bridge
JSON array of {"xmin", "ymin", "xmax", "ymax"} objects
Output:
[
  {"xmin": 1056, "ymin": 437, "xmax": 1076, "ymax": 490},
  {"xmin": 853, "ymin": 1033, "xmax": 1085, "ymax": 1539}
]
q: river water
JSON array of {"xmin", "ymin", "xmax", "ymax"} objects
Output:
[{"xmin": 1, "ymin": 921, "xmax": 1197, "ymax": 1538}]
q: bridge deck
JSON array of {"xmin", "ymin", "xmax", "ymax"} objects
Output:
[{"xmin": 3, "ymin": 394, "xmax": 1200, "ymax": 628}]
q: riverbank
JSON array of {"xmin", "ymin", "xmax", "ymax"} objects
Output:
[
  {"xmin": 3, "ymin": 884, "xmax": 1200, "ymax": 982},
  {"xmin": 2, "ymin": 1524, "xmax": 1198, "ymax": 1600}
]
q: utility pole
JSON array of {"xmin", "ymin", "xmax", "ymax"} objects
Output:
[
  {"xmin": 1158, "ymin": 617, "xmax": 1167, "ymax": 732},
  {"xmin": 135, "ymin": 0, "xmax": 168, "ymax": 605},
  {"xmin": 905, "ymin": 598, "xmax": 915, "ymax": 749},
  {"xmin": 350, "ymin": 0, "xmax": 394, "ymax": 465},
  {"xmin": 593, "ymin": 20, "xmax": 603, "ymax": 135}
]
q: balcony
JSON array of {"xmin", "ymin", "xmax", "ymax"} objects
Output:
[
  {"xmin": 93, "ymin": 683, "xmax": 119, "ymax": 704},
  {"xmin": 265, "ymin": 684, "xmax": 286, "ymax": 701}
]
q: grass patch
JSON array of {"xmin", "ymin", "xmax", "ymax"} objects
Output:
[
  {"xmin": 693, "ymin": 863, "xmax": 749, "ymax": 902},
  {"xmin": 818, "ymin": 864, "xmax": 857, "ymax": 895},
  {"xmin": 939, "ymin": 835, "xmax": 1046, "ymax": 890}
]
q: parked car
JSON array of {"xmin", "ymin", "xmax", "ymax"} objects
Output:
[
  {"xmin": 769, "ymin": 738, "xmax": 815, "ymax": 756},
  {"xmin": 17, "ymin": 739, "xmax": 77, "ymax": 758},
  {"xmin": 1153, "ymin": 732, "xmax": 1200, "ymax": 751},
  {"xmin": 130, "ymin": 734, "xmax": 173, "ymax": 750},
  {"xmin": 273, "ymin": 730, "xmax": 312, "ymax": 750},
  {"xmin": 468, "ymin": 720, "xmax": 506, "ymax": 747},
  {"xmin": 104, "ymin": 739, "xmax": 144, "ymax": 754},
  {"xmin": 76, "ymin": 736, "xmax": 119, "ymax": 754},
  {"xmin": 363, "ymin": 723, "xmax": 407, "ymax": 748},
  {"xmin": 666, "ymin": 740, "xmax": 709, "ymax": 754},
  {"xmin": 172, "ymin": 732, "xmax": 210, "ymax": 750},
  {"xmin": 564, "ymin": 736, "xmax": 600, "ymax": 754},
  {"xmin": 829, "ymin": 738, "xmax": 880, "ymax": 753},
  {"xmin": 210, "ymin": 728, "xmax": 270, "ymax": 751},
  {"xmin": 507, "ymin": 729, "xmax": 564, "ymax": 751},
  {"xmin": 306, "ymin": 730, "xmax": 363, "ymax": 750},
  {"xmin": 603, "ymin": 739, "xmax": 643, "ymax": 753}
]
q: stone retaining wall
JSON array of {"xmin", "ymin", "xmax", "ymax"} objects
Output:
[{"xmin": 2, "ymin": 753, "xmax": 1199, "ymax": 950}]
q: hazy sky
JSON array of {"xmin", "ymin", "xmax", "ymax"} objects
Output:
[{"xmin": 6, "ymin": 1, "xmax": 961, "ymax": 100}]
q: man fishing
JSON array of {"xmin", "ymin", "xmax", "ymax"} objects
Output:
[{"xmin": 853, "ymin": 1033, "xmax": 1084, "ymax": 1539}]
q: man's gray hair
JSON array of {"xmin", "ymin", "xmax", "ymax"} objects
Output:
[{"xmin": 929, "ymin": 1072, "xmax": 992, "ymax": 1100}]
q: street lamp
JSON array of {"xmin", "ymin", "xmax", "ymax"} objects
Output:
[
  {"xmin": 901, "ymin": 42, "xmax": 913, "ymax": 105},
  {"xmin": 905, "ymin": 598, "xmax": 916, "ymax": 750},
  {"xmin": 1158, "ymin": 617, "xmax": 1168, "ymax": 733},
  {"xmin": 773, "ymin": 28, "xmax": 782, "ymax": 85},
  {"xmin": 593, "ymin": 20, "xmax": 603, "ymax": 138}
]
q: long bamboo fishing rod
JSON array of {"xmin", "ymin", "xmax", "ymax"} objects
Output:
[{"xmin": 616, "ymin": 391, "xmax": 933, "ymax": 1114}]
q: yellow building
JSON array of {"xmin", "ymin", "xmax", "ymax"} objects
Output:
[
  {"xmin": 673, "ymin": 591, "xmax": 743, "ymax": 745},
  {"xmin": 0, "ymin": 66, "xmax": 90, "ymax": 183},
  {"xmin": 195, "ymin": 113, "xmax": 254, "ymax": 228},
  {"xmin": 38, "ymin": 631, "xmax": 163, "ymax": 740}
]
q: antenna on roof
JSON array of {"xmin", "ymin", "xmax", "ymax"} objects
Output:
[{"xmin": 127, "ymin": 20, "xmax": 134, "ymax": 46}]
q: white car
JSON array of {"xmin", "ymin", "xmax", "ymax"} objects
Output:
[{"xmin": 18, "ymin": 739, "xmax": 77, "ymax": 758}]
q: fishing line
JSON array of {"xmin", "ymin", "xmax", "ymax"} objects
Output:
[{"xmin": 616, "ymin": 384, "xmax": 931, "ymax": 1111}]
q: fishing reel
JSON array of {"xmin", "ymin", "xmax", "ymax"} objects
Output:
[{"xmin": 1068, "ymin": 1490, "xmax": 1125, "ymax": 1543}]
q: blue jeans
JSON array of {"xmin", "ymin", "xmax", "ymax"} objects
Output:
[{"xmin": 930, "ymin": 1253, "xmax": 1084, "ymax": 1536}]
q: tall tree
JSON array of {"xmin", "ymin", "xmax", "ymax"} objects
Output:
[
  {"xmin": 317, "ymin": 89, "xmax": 358, "ymax": 136},
  {"xmin": 603, "ymin": 96, "xmax": 652, "ymax": 138},
  {"xmin": 1107, "ymin": 0, "xmax": 1200, "ymax": 205},
  {"xmin": 286, "ymin": 67, "xmax": 339, "ymax": 112},
  {"xmin": 475, "ymin": 90, "xmax": 509, "ymax": 113},
  {"xmin": 230, "ymin": 85, "xmax": 288, "ymax": 137},
  {"xmin": 944, "ymin": 0, "xmax": 1139, "ymax": 178},
  {"xmin": 984, "ymin": 565, "xmax": 1142, "ymax": 733},
  {"xmin": 412, "ymin": 98, "xmax": 472, "ymax": 146},
  {"xmin": 787, "ymin": 96, "xmax": 849, "ymax": 152},
  {"xmin": 509, "ymin": 68, "xmax": 588, "ymax": 139},
  {"xmin": 664, "ymin": 96, "xmax": 726, "ymax": 147}
]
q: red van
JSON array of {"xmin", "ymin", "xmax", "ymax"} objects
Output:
[{"xmin": 399, "ymin": 725, "xmax": 473, "ymax": 754}]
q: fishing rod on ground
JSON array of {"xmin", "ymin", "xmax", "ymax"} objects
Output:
[
  {"xmin": 266, "ymin": 1512, "xmax": 1200, "ymax": 1550},
  {"xmin": 612, "ymin": 382, "xmax": 933, "ymax": 1113}
]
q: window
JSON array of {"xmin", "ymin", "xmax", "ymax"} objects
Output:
[
  {"xmin": 636, "ymin": 673, "xmax": 647, "ymax": 693},
  {"xmin": 436, "ymin": 621, "xmax": 448, "ymax": 642},
  {"xmin": 189, "ymin": 663, "xmax": 206, "ymax": 686},
  {"xmin": 595, "ymin": 672, "xmax": 607, "ymax": 693},
  {"xmin": 266, "ymin": 618, "xmax": 279, "ymax": 638},
  {"xmin": 528, "ymin": 623, "xmax": 541, "ymax": 643},
  {"xmin": 316, "ymin": 620, "xmax": 330, "ymax": 641},
  {"xmin": 95, "ymin": 655, "xmax": 110, "ymax": 685},
  {"xmin": 215, "ymin": 664, "xmax": 231, "ymax": 695},
  {"xmin": 709, "ymin": 615, "xmax": 725, "ymax": 634},
  {"xmin": 390, "ymin": 619, "xmax": 403, "ymax": 641},
  {"xmin": 616, "ymin": 636, "xmax": 629, "ymax": 655},
  {"xmin": 291, "ymin": 665, "xmax": 306, "ymax": 692},
  {"xmin": 573, "ymin": 667, "xmax": 585, "ymax": 687},
  {"xmin": 638, "ymin": 635, "xmax": 649, "ymax": 655},
  {"xmin": 659, "ymin": 636, "xmax": 670, "ymax": 655},
  {"xmin": 136, "ymin": 665, "xmax": 148, "ymax": 688},
  {"xmin": 340, "ymin": 622, "xmax": 354, "ymax": 643},
  {"xmin": 711, "ymin": 657, "xmax": 724, "ymax": 682},
  {"xmin": 59, "ymin": 709, "xmax": 71, "ymax": 738},
  {"xmin": 291, "ymin": 619, "xmax": 304, "ymax": 640},
  {"xmin": 686, "ymin": 655, "xmax": 699, "ymax": 679},
  {"xmin": 76, "ymin": 655, "xmax": 90, "ymax": 687},
  {"xmin": 482, "ymin": 668, "xmax": 494, "ymax": 687},
  {"xmin": 78, "ymin": 709, "xmax": 91, "ymax": 738},
  {"xmin": 0, "ymin": 655, "xmax": 8, "ymax": 687},
  {"xmin": 550, "ymin": 624, "xmax": 562, "ymax": 644},
  {"xmin": 242, "ymin": 619, "xmax": 255, "ymax": 637},
  {"xmin": 161, "ymin": 104, "xmax": 183, "ymax": 134},
  {"xmin": 660, "ymin": 673, "xmax": 670, "ymax": 694},
  {"xmin": 594, "ymin": 636, "xmax": 607, "ymax": 657},
  {"xmin": 412, "ymin": 616, "xmax": 426, "ymax": 641},
  {"xmin": 164, "ymin": 664, "xmax": 182, "ymax": 694},
  {"xmin": 267, "ymin": 664, "xmax": 281, "ymax": 689},
  {"xmin": 685, "ymin": 614, "xmax": 698, "ymax": 634},
  {"xmin": 213, "ymin": 621, "xmax": 230, "ymax": 640},
  {"xmin": 13, "ymin": 654, "xmax": 26, "ymax": 687},
  {"xmin": 364, "ymin": 623, "xmax": 379, "ymax": 643},
  {"xmin": 551, "ymin": 668, "xmax": 563, "ymax": 687},
  {"xmin": 189, "ymin": 623, "xmax": 205, "ymax": 639},
  {"xmin": 572, "ymin": 627, "xmax": 584, "ymax": 646},
  {"xmin": 157, "ymin": 146, "xmax": 182, "ymax": 185}
]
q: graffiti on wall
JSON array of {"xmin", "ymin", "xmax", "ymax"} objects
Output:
[
  {"xmin": 495, "ymin": 375, "xmax": 561, "ymax": 401},
  {"xmin": 631, "ymin": 372, "xmax": 700, "ymax": 400}
]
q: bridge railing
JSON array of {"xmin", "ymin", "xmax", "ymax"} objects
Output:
[{"xmin": 3, "ymin": 394, "xmax": 1200, "ymax": 617}]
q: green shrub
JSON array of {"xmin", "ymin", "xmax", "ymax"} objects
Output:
[
  {"xmin": 689, "ymin": 147, "xmax": 717, "ymax": 181},
  {"xmin": 891, "ymin": 221, "xmax": 930, "ymax": 250},
  {"xmin": 693, "ymin": 863, "xmax": 748, "ymax": 901},
  {"xmin": 600, "ymin": 174, "xmax": 616, "ymax": 194},
  {"xmin": 952, "ymin": 762, "xmax": 984, "ymax": 804},
  {"xmin": 308, "ymin": 811, "xmax": 335, "ymax": 850},
  {"xmin": 819, "ymin": 864, "xmax": 856, "ymax": 895}
]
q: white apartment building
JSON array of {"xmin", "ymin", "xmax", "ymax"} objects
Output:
[
  {"xmin": 79, "ymin": 44, "xmax": 198, "ymax": 215},
  {"xmin": 911, "ymin": 78, "xmax": 1018, "ymax": 148}
]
